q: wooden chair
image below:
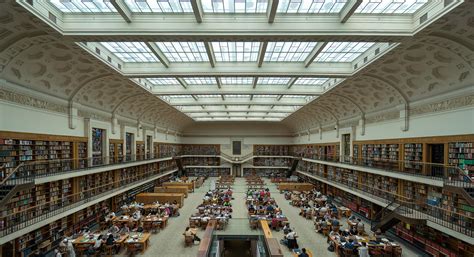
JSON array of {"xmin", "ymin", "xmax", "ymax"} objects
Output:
[
  {"xmin": 184, "ymin": 236, "xmax": 194, "ymax": 247},
  {"xmin": 151, "ymin": 221, "xmax": 161, "ymax": 233},
  {"xmin": 104, "ymin": 245, "xmax": 115, "ymax": 257},
  {"xmin": 127, "ymin": 243, "xmax": 143, "ymax": 257}
]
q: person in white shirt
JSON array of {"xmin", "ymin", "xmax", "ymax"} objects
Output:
[
  {"xmin": 132, "ymin": 210, "xmax": 141, "ymax": 220},
  {"xmin": 358, "ymin": 242, "xmax": 369, "ymax": 257},
  {"xmin": 285, "ymin": 230, "xmax": 298, "ymax": 249}
]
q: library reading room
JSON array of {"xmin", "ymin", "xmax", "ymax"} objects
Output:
[{"xmin": 0, "ymin": 0, "xmax": 473, "ymax": 257}]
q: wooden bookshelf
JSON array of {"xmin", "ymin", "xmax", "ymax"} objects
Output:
[
  {"xmin": 186, "ymin": 167, "xmax": 230, "ymax": 177},
  {"xmin": 136, "ymin": 141, "xmax": 145, "ymax": 158},
  {"xmin": 182, "ymin": 157, "xmax": 220, "ymax": 166},
  {"xmin": 254, "ymin": 145, "xmax": 290, "ymax": 156},
  {"xmin": 253, "ymin": 157, "xmax": 290, "ymax": 167},
  {"xmin": 181, "ymin": 144, "xmax": 220, "ymax": 155},
  {"xmin": 243, "ymin": 168, "xmax": 287, "ymax": 177},
  {"xmin": 448, "ymin": 142, "xmax": 474, "ymax": 178}
]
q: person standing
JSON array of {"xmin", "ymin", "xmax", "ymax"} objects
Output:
[{"xmin": 358, "ymin": 242, "xmax": 369, "ymax": 257}]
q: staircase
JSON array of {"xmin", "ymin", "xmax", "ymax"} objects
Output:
[
  {"xmin": 173, "ymin": 157, "xmax": 184, "ymax": 177},
  {"xmin": 0, "ymin": 164, "xmax": 35, "ymax": 209},
  {"xmin": 444, "ymin": 183, "xmax": 474, "ymax": 206},
  {"xmin": 287, "ymin": 157, "xmax": 301, "ymax": 178},
  {"xmin": 371, "ymin": 201, "xmax": 426, "ymax": 233}
]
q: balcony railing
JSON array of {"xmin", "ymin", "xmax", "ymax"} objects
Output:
[
  {"xmin": 297, "ymin": 170, "xmax": 473, "ymax": 237},
  {"xmin": 0, "ymin": 153, "xmax": 178, "ymax": 185},
  {"xmin": 269, "ymin": 150, "xmax": 473, "ymax": 187},
  {"xmin": 0, "ymin": 166, "xmax": 177, "ymax": 238}
]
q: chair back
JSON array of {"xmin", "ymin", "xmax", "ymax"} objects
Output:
[{"xmin": 105, "ymin": 245, "xmax": 114, "ymax": 256}]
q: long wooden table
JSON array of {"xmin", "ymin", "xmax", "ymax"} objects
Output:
[
  {"xmin": 72, "ymin": 234, "xmax": 128, "ymax": 252},
  {"xmin": 277, "ymin": 183, "xmax": 314, "ymax": 191},
  {"xmin": 162, "ymin": 182, "xmax": 194, "ymax": 192},
  {"xmin": 154, "ymin": 186, "xmax": 188, "ymax": 197},
  {"xmin": 142, "ymin": 215, "xmax": 168, "ymax": 229},
  {"xmin": 125, "ymin": 232, "xmax": 151, "ymax": 254},
  {"xmin": 259, "ymin": 220, "xmax": 283, "ymax": 257},
  {"xmin": 197, "ymin": 220, "xmax": 217, "ymax": 257},
  {"xmin": 136, "ymin": 192, "xmax": 184, "ymax": 206}
]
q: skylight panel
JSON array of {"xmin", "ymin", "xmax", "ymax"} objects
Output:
[
  {"xmin": 50, "ymin": 0, "xmax": 117, "ymax": 13},
  {"xmin": 355, "ymin": 0, "xmax": 428, "ymax": 14},
  {"xmin": 155, "ymin": 42, "xmax": 208, "ymax": 62},
  {"xmin": 220, "ymin": 77, "xmax": 254, "ymax": 85},
  {"xmin": 225, "ymin": 94, "xmax": 251, "ymax": 98},
  {"xmin": 315, "ymin": 42, "xmax": 375, "ymax": 62},
  {"xmin": 184, "ymin": 77, "xmax": 217, "ymax": 85},
  {"xmin": 277, "ymin": 0, "xmax": 347, "ymax": 13},
  {"xmin": 257, "ymin": 77, "xmax": 292, "ymax": 85},
  {"xmin": 196, "ymin": 95, "xmax": 221, "ymax": 98},
  {"xmin": 264, "ymin": 42, "xmax": 318, "ymax": 62},
  {"xmin": 147, "ymin": 78, "xmax": 180, "ymax": 85},
  {"xmin": 124, "ymin": 0, "xmax": 193, "ymax": 13},
  {"xmin": 100, "ymin": 42, "xmax": 158, "ymax": 62},
  {"xmin": 295, "ymin": 78, "xmax": 329, "ymax": 85},
  {"xmin": 226, "ymin": 105, "xmax": 250, "ymax": 110},
  {"xmin": 253, "ymin": 95, "xmax": 278, "ymax": 98},
  {"xmin": 212, "ymin": 42, "xmax": 260, "ymax": 62},
  {"xmin": 202, "ymin": 0, "xmax": 268, "ymax": 13},
  {"xmin": 281, "ymin": 95, "xmax": 316, "ymax": 101}
]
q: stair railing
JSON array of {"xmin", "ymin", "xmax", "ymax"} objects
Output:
[
  {"xmin": 0, "ymin": 163, "xmax": 27, "ymax": 186},
  {"xmin": 370, "ymin": 200, "xmax": 399, "ymax": 231}
]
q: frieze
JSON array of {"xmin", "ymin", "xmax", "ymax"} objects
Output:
[
  {"xmin": 0, "ymin": 88, "xmax": 67, "ymax": 114},
  {"xmin": 410, "ymin": 95, "xmax": 474, "ymax": 116}
]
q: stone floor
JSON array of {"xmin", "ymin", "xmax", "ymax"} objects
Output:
[{"xmin": 112, "ymin": 177, "xmax": 424, "ymax": 257}]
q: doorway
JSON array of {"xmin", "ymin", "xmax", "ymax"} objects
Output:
[{"xmin": 428, "ymin": 144, "xmax": 444, "ymax": 177}]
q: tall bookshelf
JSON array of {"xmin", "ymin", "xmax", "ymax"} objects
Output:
[
  {"xmin": 182, "ymin": 144, "xmax": 220, "ymax": 155},
  {"xmin": 157, "ymin": 143, "xmax": 182, "ymax": 158},
  {"xmin": 403, "ymin": 143, "xmax": 423, "ymax": 172},
  {"xmin": 182, "ymin": 157, "xmax": 220, "ymax": 166},
  {"xmin": 253, "ymin": 157, "xmax": 290, "ymax": 167},
  {"xmin": 243, "ymin": 168, "xmax": 287, "ymax": 177},
  {"xmin": 254, "ymin": 145, "xmax": 290, "ymax": 156},
  {"xmin": 136, "ymin": 141, "xmax": 145, "ymax": 159},
  {"xmin": 186, "ymin": 167, "xmax": 230, "ymax": 177},
  {"xmin": 448, "ymin": 142, "xmax": 474, "ymax": 178}
]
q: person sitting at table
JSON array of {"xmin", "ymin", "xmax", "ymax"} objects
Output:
[
  {"xmin": 374, "ymin": 228, "xmax": 383, "ymax": 243},
  {"xmin": 270, "ymin": 215, "xmax": 279, "ymax": 231},
  {"xmin": 131, "ymin": 223, "xmax": 144, "ymax": 233},
  {"xmin": 282, "ymin": 223, "xmax": 291, "ymax": 235},
  {"xmin": 331, "ymin": 218, "xmax": 340, "ymax": 230},
  {"xmin": 341, "ymin": 229, "xmax": 350, "ymax": 237},
  {"xmin": 53, "ymin": 249, "xmax": 62, "ymax": 257},
  {"xmin": 81, "ymin": 226, "xmax": 91, "ymax": 235},
  {"xmin": 356, "ymin": 219, "xmax": 365, "ymax": 235},
  {"xmin": 298, "ymin": 248, "xmax": 309, "ymax": 257},
  {"xmin": 266, "ymin": 204, "xmax": 275, "ymax": 214},
  {"xmin": 108, "ymin": 223, "xmax": 119, "ymax": 234},
  {"xmin": 86, "ymin": 235, "xmax": 104, "ymax": 256},
  {"xmin": 119, "ymin": 223, "xmax": 130, "ymax": 234},
  {"xmin": 285, "ymin": 230, "xmax": 298, "ymax": 249},
  {"xmin": 105, "ymin": 234, "xmax": 119, "ymax": 254},
  {"xmin": 349, "ymin": 225, "xmax": 357, "ymax": 236},
  {"xmin": 344, "ymin": 238, "xmax": 356, "ymax": 250},
  {"xmin": 184, "ymin": 227, "xmax": 201, "ymax": 242},
  {"xmin": 132, "ymin": 210, "xmax": 142, "ymax": 220},
  {"xmin": 358, "ymin": 242, "xmax": 369, "ymax": 257}
]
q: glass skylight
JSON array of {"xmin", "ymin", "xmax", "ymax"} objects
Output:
[
  {"xmin": 202, "ymin": 0, "xmax": 268, "ymax": 13},
  {"xmin": 356, "ymin": 0, "xmax": 428, "ymax": 14},
  {"xmin": 100, "ymin": 42, "xmax": 158, "ymax": 62},
  {"xmin": 295, "ymin": 78, "xmax": 329, "ymax": 85},
  {"xmin": 184, "ymin": 77, "xmax": 217, "ymax": 85},
  {"xmin": 257, "ymin": 77, "xmax": 291, "ymax": 85},
  {"xmin": 49, "ymin": 0, "xmax": 116, "ymax": 13},
  {"xmin": 277, "ymin": 0, "xmax": 347, "ymax": 13},
  {"xmin": 155, "ymin": 42, "xmax": 208, "ymax": 62},
  {"xmin": 124, "ymin": 0, "xmax": 193, "ymax": 13},
  {"xmin": 220, "ymin": 77, "xmax": 254, "ymax": 85},
  {"xmin": 315, "ymin": 42, "xmax": 375, "ymax": 62},
  {"xmin": 281, "ymin": 95, "xmax": 316, "ymax": 101},
  {"xmin": 196, "ymin": 95, "xmax": 221, "ymax": 98},
  {"xmin": 253, "ymin": 95, "xmax": 279, "ymax": 98},
  {"xmin": 147, "ymin": 78, "xmax": 180, "ymax": 85},
  {"xmin": 264, "ymin": 42, "xmax": 318, "ymax": 62},
  {"xmin": 160, "ymin": 95, "xmax": 194, "ymax": 102},
  {"xmin": 225, "ymin": 94, "xmax": 251, "ymax": 98},
  {"xmin": 212, "ymin": 42, "xmax": 260, "ymax": 62}
]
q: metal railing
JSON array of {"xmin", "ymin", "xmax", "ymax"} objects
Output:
[
  {"xmin": 297, "ymin": 170, "xmax": 473, "ymax": 237},
  {"xmin": 0, "ymin": 153, "xmax": 176, "ymax": 183},
  {"xmin": 0, "ymin": 167, "xmax": 177, "ymax": 238},
  {"xmin": 290, "ymin": 152, "xmax": 473, "ymax": 186}
]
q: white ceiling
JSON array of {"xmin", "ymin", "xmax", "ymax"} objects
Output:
[{"xmin": 0, "ymin": 0, "xmax": 472, "ymax": 132}]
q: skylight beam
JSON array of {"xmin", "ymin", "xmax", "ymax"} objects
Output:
[
  {"xmin": 204, "ymin": 42, "xmax": 216, "ymax": 67},
  {"xmin": 216, "ymin": 77, "xmax": 222, "ymax": 89},
  {"xmin": 286, "ymin": 77, "xmax": 298, "ymax": 89},
  {"xmin": 221, "ymin": 95, "xmax": 225, "ymax": 100},
  {"xmin": 145, "ymin": 42, "xmax": 170, "ymax": 68},
  {"xmin": 257, "ymin": 42, "xmax": 268, "ymax": 67},
  {"xmin": 304, "ymin": 42, "xmax": 328, "ymax": 68},
  {"xmin": 267, "ymin": 0, "xmax": 279, "ymax": 23},
  {"xmin": 191, "ymin": 0, "xmax": 203, "ymax": 23},
  {"xmin": 252, "ymin": 77, "xmax": 258, "ymax": 89},
  {"xmin": 340, "ymin": 0, "xmax": 363, "ymax": 23},
  {"xmin": 176, "ymin": 77, "xmax": 188, "ymax": 89},
  {"xmin": 110, "ymin": 0, "xmax": 132, "ymax": 22},
  {"xmin": 192, "ymin": 95, "xmax": 198, "ymax": 101}
]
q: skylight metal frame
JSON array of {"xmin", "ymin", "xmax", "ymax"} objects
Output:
[
  {"xmin": 49, "ymin": 0, "xmax": 117, "ymax": 13},
  {"xmin": 155, "ymin": 42, "xmax": 209, "ymax": 62},
  {"xmin": 314, "ymin": 42, "xmax": 375, "ymax": 62},
  {"xmin": 100, "ymin": 42, "xmax": 159, "ymax": 62},
  {"xmin": 124, "ymin": 0, "xmax": 194, "ymax": 13},
  {"xmin": 277, "ymin": 0, "xmax": 348, "ymax": 14},
  {"xmin": 264, "ymin": 42, "xmax": 319, "ymax": 62},
  {"xmin": 212, "ymin": 42, "xmax": 261, "ymax": 62},
  {"xmin": 201, "ymin": 0, "xmax": 268, "ymax": 13},
  {"xmin": 355, "ymin": 0, "xmax": 429, "ymax": 14}
]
